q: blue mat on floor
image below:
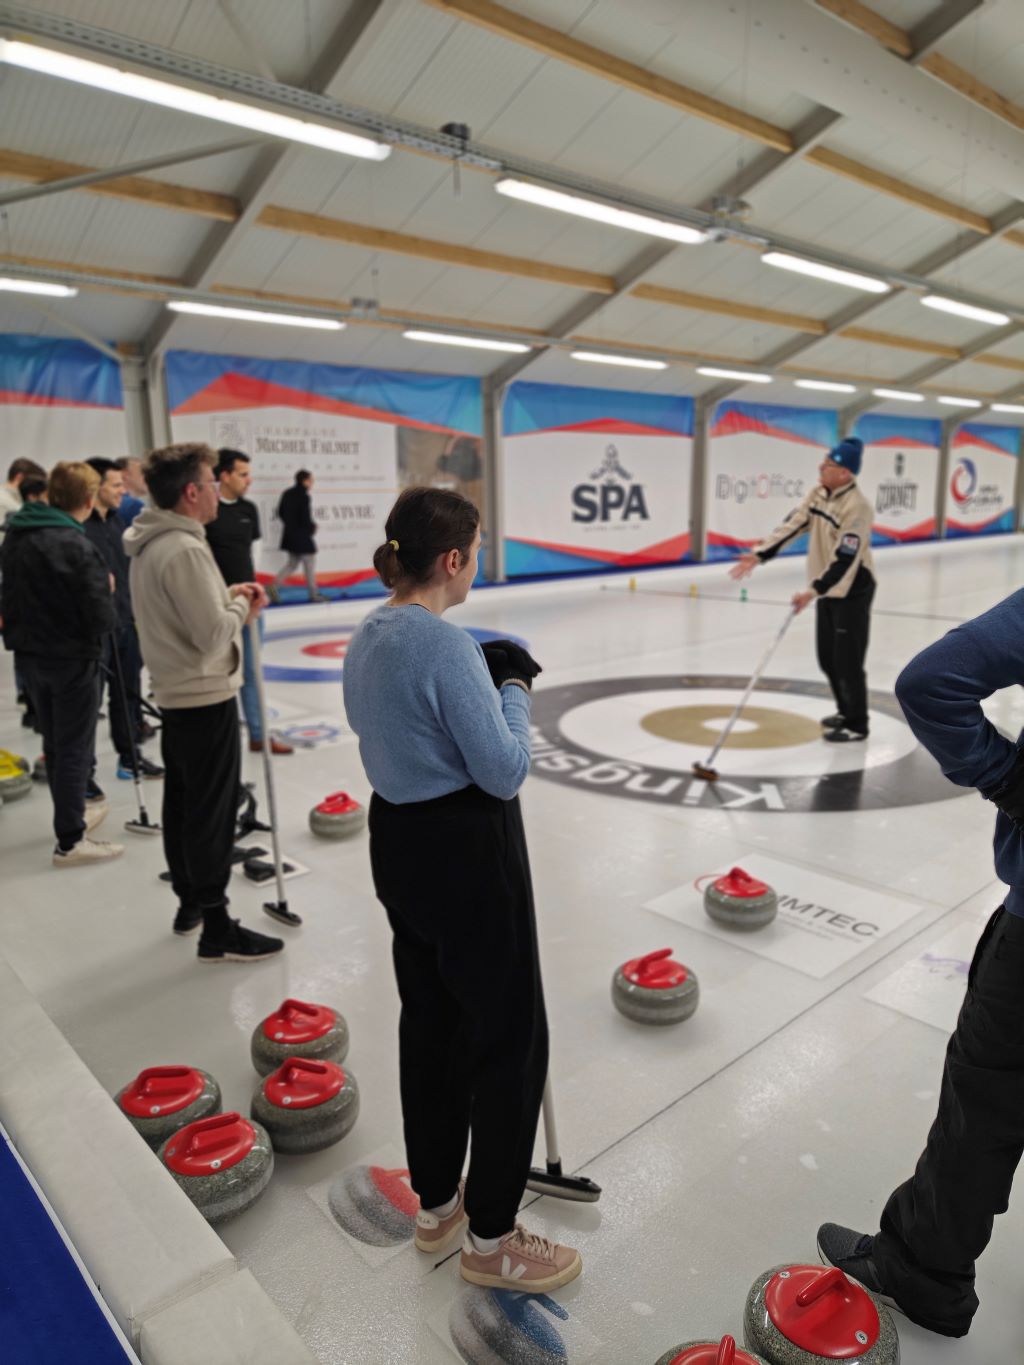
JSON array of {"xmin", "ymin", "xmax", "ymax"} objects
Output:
[{"xmin": 0, "ymin": 1132, "xmax": 133, "ymax": 1363}]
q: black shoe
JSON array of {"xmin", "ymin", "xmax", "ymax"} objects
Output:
[
  {"xmin": 173, "ymin": 906, "xmax": 203, "ymax": 937},
  {"xmin": 820, "ymin": 713, "xmax": 845, "ymax": 729},
  {"xmin": 117, "ymin": 756, "xmax": 165, "ymax": 780},
  {"xmin": 197, "ymin": 919, "xmax": 284, "ymax": 963},
  {"xmin": 823, "ymin": 726, "xmax": 868, "ymax": 744},
  {"xmin": 85, "ymin": 778, "xmax": 106, "ymax": 803},
  {"xmin": 816, "ymin": 1224, "xmax": 900, "ymax": 1313}
]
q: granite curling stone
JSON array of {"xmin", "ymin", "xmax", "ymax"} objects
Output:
[
  {"xmin": 612, "ymin": 948, "xmax": 699, "ymax": 1025},
  {"xmin": 327, "ymin": 1163, "xmax": 418, "ymax": 1246},
  {"xmin": 250, "ymin": 997, "xmax": 349, "ymax": 1077},
  {"xmin": 704, "ymin": 867, "xmax": 777, "ymax": 931},
  {"xmin": 656, "ymin": 1335, "xmax": 770, "ymax": 1365},
  {"xmin": 743, "ymin": 1265, "xmax": 899, "ymax": 1365},
  {"xmin": 450, "ymin": 1285, "xmax": 570, "ymax": 1365},
  {"xmin": 115, "ymin": 1064, "xmax": 221, "ymax": 1148},
  {"xmin": 309, "ymin": 791, "xmax": 367, "ymax": 839},
  {"xmin": 251, "ymin": 1057, "xmax": 359, "ymax": 1154},
  {"xmin": 0, "ymin": 750, "xmax": 32, "ymax": 802},
  {"xmin": 159, "ymin": 1111, "xmax": 273, "ymax": 1225}
]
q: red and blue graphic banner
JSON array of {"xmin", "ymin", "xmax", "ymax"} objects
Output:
[
  {"xmin": 706, "ymin": 401, "xmax": 836, "ymax": 561},
  {"xmin": 502, "ymin": 381, "xmax": 694, "ymax": 577},
  {"xmin": 0, "ymin": 334, "xmax": 125, "ymax": 465},
  {"xmin": 944, "ymin": 423, "xmax": 1018, "ymax": 539},
  {"xmin": 854, "ymin": 413, "xmax": 940, "ymax": 545},
  {"xmin": 167, "ymin": 350, "xmax": 483, "ymax": 597}
]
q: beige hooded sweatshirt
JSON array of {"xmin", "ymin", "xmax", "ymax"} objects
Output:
[{"xmin": 124, "ymin": 507, "xmax": 249, "ymax": 708}]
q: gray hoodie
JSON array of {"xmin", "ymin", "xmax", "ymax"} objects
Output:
[{"xmin": 124, "ymin": 507, "xmax": 249, "ymax": 709}]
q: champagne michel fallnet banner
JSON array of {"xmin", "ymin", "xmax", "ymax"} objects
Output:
[
  {"xmin": 0, "ymin": 334, "xmax": 125, "ymax": 462},
  {"xmin": 854, "ymin": 412, "xmax": 940, "ymax": 545},
  {"xmin": 502, "ymin": 381, "xmax": 694, "ymax": 577},
  {"xmin": 165, "ymin": 351, "xmax": 483, "ymax": 594}
]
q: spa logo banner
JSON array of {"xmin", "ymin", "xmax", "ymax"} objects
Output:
[
  {"xmin": 0, "ymin": 334, "xmax": 125, "ymax": 465},
  {"xmin": 944, "ymin": 424, "xmax": 1018, "ymax": 538},
  {"xmin": 854, "ymin": 413, "xmax": 940, "ymax": 544},
  {"xmin": 503, "ymin": 381, "xmax": 693, "ymax": 577}
]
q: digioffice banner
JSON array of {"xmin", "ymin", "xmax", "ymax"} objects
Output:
[
  {"xmin": 706, "ymin": 401, "xmax": 836, "ymax": 561},
  {"xmin": 944, "ymin": 423, "xmax": 1019, "ymax": 538},
  {"xmin": 854, "ymin": 412, "xmax": 940, "ymax": 545},
  {"xmin": 166, "ymin": 351, "xmax": 482, "ymax": 594},
  {"xmin": 0, "ymin": 333, "xmax": 125, "ymax": 466},
  {"xmin": 503, "ymin": 381, "xmax": 693, "ymax": 576}
]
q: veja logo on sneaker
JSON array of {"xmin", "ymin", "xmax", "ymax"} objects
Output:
[{"xmin": 501, "ymin": 1255, "xmax": 527, "ymax": 1281}]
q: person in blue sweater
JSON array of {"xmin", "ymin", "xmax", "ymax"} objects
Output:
[
  {"xmin": 343, "ymin": 487, "xmax": 582, "ymax": 1295},
  {"xmin": 817, "ymin": 590, "xmax": 1024, "ymax": 1337}
]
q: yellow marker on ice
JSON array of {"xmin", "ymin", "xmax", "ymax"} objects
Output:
[
  {"xmin": 629, "ymin": 576, "xmax": 637, "ymax": 593},
  {"xmin": 689, "ymin": 583, "xmax": 698, "ymax": 598}
]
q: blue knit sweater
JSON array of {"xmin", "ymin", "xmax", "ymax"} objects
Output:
[
  {"xmin": 342, "ymin": 604, "xmax": 532, "ymax": 803},
  {"xmin": 895, "ymin": 588, "xmax": 1024, "ymax": 916}
]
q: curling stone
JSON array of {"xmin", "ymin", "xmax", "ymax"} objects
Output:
[
  {"xmin": 251, "ymin": 1057, "xmax": 359, "ymax": 1154},
  {"xmin": 704, "ymin": 867, "xmax": 778, "ymax": 932},
  {"xmin": 309, "ymin": 791, "xmax": 366, "ymax": 839},
  {"xmin": 743, "ymin": 1265, "xmax": 899, "ymax": 1365},
  {"xmin": 0, "ymin": 750, "xmax": 32, "ymax": 801},
  {"xmin": 657, "ymin": 1336, "xmax": 769, "ymax": 1365},
  {"xmin": 611, "ymin": 948, "xmax": 699, "ymax": 1025},
  {"xmin": 327, "ymin": 1163, "xmax": 418, "ymax": 1246},
  {"xmin": 250, "ymin": 997, "xmax": 349, "ymax": 1077},
  {"xmin": 115, "ymin": 1065, "xmax": 221, "ymax": 1148},
  {"xmin": 450, "ymin": 1286, "xmax": 569, "ymax": 1365},
  {"xmin": 159, "ymin": 1111, "xmax": 273, "ymax": 1226}
]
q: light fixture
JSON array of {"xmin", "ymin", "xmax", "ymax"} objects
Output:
[
  {"xmin": 570, "ymin": 350, "xmax": 668, "ymax": 370},
  {"xmin": 404, "ymin": 330, "xmax": 530, "ymax": 353},
  {"xmin": 697, "ymin": 366, "xmax": 773, "ymax": 384},
  {"xmin": 873, "ymin": 388, "xmax": 924, "ymax": 403},
  {"xmin": 0, "ymin": 276, "xmax": 78, "ymax": 297},
  {"xmin": 937, "ymin": 395, "xmax": 983, "ymax": 408},
  {"xmin": 495, "ymin": 178, "xmax": 707, "ymax": 244},
  {"xmin": 0, "ymin": 39, "xmax": 391, "ymax": 161},
  {"xmin": 168, "ymin": 301, "xmax": 344, "ymax": 330},
  {"xmin": 991, "ymin": 403, "xmax": 1024, "ymax": 414},
  {"xmin": 921, "ymin": 295, "xmax": 1010, "ymax": 327},
  {"xmin": 794, "ymin": 379, "xmax": 857, "ymax": 393},
  {"xmin": 761, "ymin": 251, "xmax": 889, "ymax": 294}
]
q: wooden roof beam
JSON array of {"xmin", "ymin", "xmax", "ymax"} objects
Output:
[{"xmin": 803, "ymin": 147, "xmax": 992, "ymax": 235}]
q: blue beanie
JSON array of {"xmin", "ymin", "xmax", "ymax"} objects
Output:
[{"xmin": 828, "ymin": 436, "xmax": 863, "ymax": 476}]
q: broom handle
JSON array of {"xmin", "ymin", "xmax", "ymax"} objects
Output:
[
  {"xmin": 248, "ymin": 618, "xmax": 287, "ymax": 907},
  {"xmin": 701, "ymin": 605, "xmax": 798, "ymax": 772},
  {"xmin": 540, "ymin": 1076, "xmax": 561, "ymax": 1168}
]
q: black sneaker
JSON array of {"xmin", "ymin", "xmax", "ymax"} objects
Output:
[
  {"xmin": 117, "ymin": 756, "xmax": 165, "ymax": 780},
  {"xmin": 85, "ymin": 778, "xmax": 106, "ymax": 803},
  {"xmin": 197, "ymin": 919, "xmax": 284, "ymax": 964},
  {"xmin": 820, "ymin": 713, "xmax": 845, "ymax": 729},
  {"xmin": 823, "ymin": 727, "xmax": 868, "ymax": 744},
  {"xmin": 173, "ymin": 906, "xmax": 203, "ymax": 937},
  {"xmin": 816, "ymin": 1224, "xmax": 901, "ymax": 1314}
]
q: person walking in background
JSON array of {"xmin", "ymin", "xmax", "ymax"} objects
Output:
[
  {"xmin": 268, "ymin": 469, "xmax": 325, "ymax": 603},
  {"xmin": 115, "ymin": 456, "xmax": 147, "ymax": 528},
  {"xmin": 206, "ymin": 448, "xmax": 293, "ymax": 755}
]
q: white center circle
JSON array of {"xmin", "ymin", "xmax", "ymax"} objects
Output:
[{"xmin": 702, "ymin": 716, "xmax": 758, "ymax": 735}]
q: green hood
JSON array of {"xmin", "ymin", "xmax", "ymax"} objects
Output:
[{"xmin": 7, "ymin": 502, "xmax": 84, "ymax": 533}]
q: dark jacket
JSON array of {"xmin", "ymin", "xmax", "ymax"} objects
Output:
[
  {"xmin": 84, "ymin": 508, "xmax": 133, "ymax": 628},
  {"xmin": 1, "ymin": 502, "xmax": 115, "ymax": 660},
  {"xmin": 277, "ymin": 483, "xmax": 317, "ymax": 555}
]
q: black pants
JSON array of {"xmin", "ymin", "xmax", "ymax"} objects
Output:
[
  {"xmin": 105, "ymin": 625, "xmax": 143, "ymax": 767},
  {"xmin": 875, "ymin": 906, "xmax": 1024, "ymax": 1336},
  {"xmin": 369, "ymin": 785, "xmax": 549, "ymax": 1239},
  {"xmin": 17, "ymin": 654, "xmax": 99, "ymax": 849},
  {"xmin": 160, "ymin": 700, "xmax": 240, "ymax": 932},
  {"xmin": 815, "ymin": 572, "xmax": 875, "ymax": 732}
]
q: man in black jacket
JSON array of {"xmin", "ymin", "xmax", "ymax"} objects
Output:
[
  {"xmin": 1, "ymin": 461, "xmax": 122, "ymax": 867},
  {"xmin": 268, "ymin": 469, "xmax": 325, "ymax": 603}
]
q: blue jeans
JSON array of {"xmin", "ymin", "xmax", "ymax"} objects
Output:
[{"xmin": 240, "ymin": 615, "xmax": 263, "ymax": 742}]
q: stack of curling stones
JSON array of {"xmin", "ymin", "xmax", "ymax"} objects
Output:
[
  {"xmin": 743, "ymin": 1264, "xmax": 898, "ymax": 1365},
  {"xmin": 612, "ymin": 948, "xmax": 699, "ymax": 1025},
  {"xmin": 115, "ymin": 1065, "xmax": 221, "ymax": 1149},
  {"xmin": 704, "ymin": 867, "xmax": 778, "ymax": 932},
  {"xmin": 657, "ymin": 1336, "xmax": 768, "ymax": 1365},
  {"xmin": 0, "ymin": 750, "xmax": 32, "ymax": 803},
  {"xmin": 159, "ymin": 1111, "xmax": 274, "ymax": 1225},
  {"xmin": 309, "ymin": 791, "xmax": 366, "ymax": 839},
  {"xmin": 250, "ymin": 997, "xmax": 358, "ymax": 1154}
]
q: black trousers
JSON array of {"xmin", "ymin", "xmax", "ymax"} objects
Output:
[
  {"xmin": 875, "ymin": 906, "xmax": 1024, "ymax": 1336},
  {"xmin": 160, "ymin": 700, "xmax": 240, "ymax": 928},
  {"xmin": 105, "ymin": 625, "xmax": 143, "ymax": 766},
  {"xmin": 369, "ymin": 785, "xmax": 549, "ymax": 1239},
  {"xmin": 17, "ymin": 654, "xmax": 99, "ymax": 848},
  {"xmin": 815, "ymin": 572, "xmax": 875, "ymax": 732}
]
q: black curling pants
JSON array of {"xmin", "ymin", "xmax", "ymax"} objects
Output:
[
  {"xmin": 18, "ymin": 653, "xmax": 99, "ymax": 849},
  {"xmin": 369, "ymin": 785, "xmax": 549, "ymax": 1240},
  {"xmin": 815, "ymin": 570, "xmax": 875, "ymax": 733},
  {"xmin": 874, "ymin": 906, "xmax": 1024, "ymax": 1337}
]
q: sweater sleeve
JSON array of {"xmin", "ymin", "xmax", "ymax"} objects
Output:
[
  {"xmin": 755, "ymin": 489, "xmax": 814, "ymax": 562},
  {"xmin": 894, "ymin": 590, "xmax": 1024, "ymax": 796},
  {"xmin": 162, "ymin": 541, "xmax": 249, "ymax": 653}
]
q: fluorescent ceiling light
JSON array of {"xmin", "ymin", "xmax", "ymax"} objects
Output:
[
  {"xmin": 0, "ymin": 276, "xmax": 77, "ymax": 297},
  {"xmin": 794, "ymin": 378, "xmax": 856, "ymax": 393},
  {"xmin": 168, "ymin": 300, "xmax": 344, "ymax": 330},
  {"xmin": 571, "ymin": 350, "xmax": 668, "ymax": 370},
  {"xmin": 991, "ymin": 403, "xmax": 1024, "ymax": 414},
  {"xmin": 937, "ymin": 395, "xmax": 983, "ymax": 408},
  {"xmin": 761, "ymin": 251, "xmax": 889, "ymax": 294},
  {"xmin": 697, "ymin": 366, "xmax": 772, "ymax": 384},
  {"xmin": 0, "ymin": 39, "xmax": 391, "ymax": 161},
  {"xmin": 495, "ymin": 178, "xmax": 707, "ymax": 244},
  {"xmin": 921, "ymin": 295, "xmax": 1009, "ymax": 327},
  {"xmin": 404, "ymin": 330, "xmax": 530, "ymax": 353},
  {"xmin": 873, "ymin": 388, "xmax": 924, "ymax": 403}
]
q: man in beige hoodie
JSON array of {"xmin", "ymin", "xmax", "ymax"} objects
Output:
[{"xmin": 124, "ymin": 443, "xmax": 284, "ymax": 963}]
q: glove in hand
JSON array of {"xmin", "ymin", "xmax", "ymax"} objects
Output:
[{"xmin": 480, "ymin": 638, "xmax": 543, "ymax": 691}]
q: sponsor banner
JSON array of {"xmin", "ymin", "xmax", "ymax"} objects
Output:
[
  {"xmin": 706, "ymin": 401, "xmax": 836, "ymax": 562},
  {"xmin": 0, "ymin": 333, "xmax": 126, "ymax": 464},
  {"xmin": 944, "ymin": 423, "xmax": 1019, "ymax": 538},
  {"xmin": 502, "ymin": 381, "xmax": 693, "ymax": 576},
  {"xmin": 854, "ymin": 413, "xmax": 940, "ymax": 545},
  {"xmin": 646, "ymin": 852, "xmax": 928, "ymax": 979},
  {"xmin": 429, "ymin": 1286, "xmax": 603, "ymax": 1363},
  {"xmin": 306, "ymin": 1143, "xmax": 425, "ymax": 1270},
  {"xmin": 166, "ymin": 350, "xmax": 482, "ymax": 595},
  {"xmin": 864, "ymin": 915, "xmax": 990, "ymax": 1033}
]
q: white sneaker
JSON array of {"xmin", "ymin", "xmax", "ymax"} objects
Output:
[
  {"xmin": 84, "ymin": 803, "xmax": 108, "ymax": 833},
  {"xmin": 53, "ymin": 837, "xmax": 125, "ymax": 867}
]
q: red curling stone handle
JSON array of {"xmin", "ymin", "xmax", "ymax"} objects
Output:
[
  {"xmin": 796, "ymin": 1267, "xmax": 848, "ymax": 1309},
  {"xmin": 717, "ymin": 1338, "xmax": 736, "ymax": 1365}
]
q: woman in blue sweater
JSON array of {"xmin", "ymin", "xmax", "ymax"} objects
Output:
[{"xmin": 343, "ymin": 487, "xmax": 581, "ymax": 1293}]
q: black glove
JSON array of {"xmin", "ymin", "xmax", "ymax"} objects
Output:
[
  {"xmin": 989, "ymin": 746, "xmax": 1024, "ymax": 826},
  {"xmin": 480, "ymin": 639, "xmax": 542, "ymax": 692}
]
